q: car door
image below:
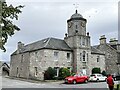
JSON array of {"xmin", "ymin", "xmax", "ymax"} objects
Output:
[
  {"xmin": 98, "ymin": 74, "xmax": 105, "ymax": 81},
  {"xmin": 97, "ymin": 74, "xmax": 102, "ymax": 81},
  {"xmin": 78, "ymin": 75, "xmax": 85, "ymax": 82}
]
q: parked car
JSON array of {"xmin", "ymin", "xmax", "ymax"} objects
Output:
[
  {"xmin": 112, "ymin": 74, "xmax": 120, "ymax": 81},
  {"xmin": 89, "ymin": 74, "xmax": 107, "ymax": 82},
  {"xmin": 64, "ymin": 74, "xmax": 89, "ymax": 84}
]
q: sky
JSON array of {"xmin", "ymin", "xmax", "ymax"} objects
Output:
[{"xmin": 0, "ymin": 0, "xmax": 119, "ymax": 62}]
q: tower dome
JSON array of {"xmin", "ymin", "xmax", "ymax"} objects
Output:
[{"xmin": 71, "ymin": 10, "xmax": 83, "ymax": 19}]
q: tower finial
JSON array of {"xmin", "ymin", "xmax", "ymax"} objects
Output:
[{"xmin": 76, "ymin": 10, "xmax": 78, "ymax": 14}]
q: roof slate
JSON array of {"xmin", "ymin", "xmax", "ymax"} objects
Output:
[
  {"xmin": 91, "ymin": 46, "xmax": 105, "ymax": 55},
  {"xmin": 12, "ymin": 37, "xmax": 72, "ymax": 55}
]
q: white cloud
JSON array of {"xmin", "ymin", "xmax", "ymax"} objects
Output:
[
  {"xmin": 83, "ymin": 8, "xmax": 98, "ymax": 18},
  {"xmin": 2, "ymin": 1, "xmax": 119, "ymax": 61}
]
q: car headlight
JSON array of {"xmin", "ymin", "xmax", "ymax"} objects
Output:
[{"xmin": 68, "ymin": 78, "xmax": 73, "ymax": 80}]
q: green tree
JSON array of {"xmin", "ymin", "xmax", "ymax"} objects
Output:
[
  {"xmin": 0, "ymin": 1, "xmax": 24, "ymax": 52},
  {"xmin": 101, "ymin": 70, "xmax": 107, "ymax": 76},
  {"xmin": 92, "ymin": 67, "xmax": 101, "ymax": 74},
  {"xmin": 59, "ymin": 67, "xmax": 71, "ymax": 80}
]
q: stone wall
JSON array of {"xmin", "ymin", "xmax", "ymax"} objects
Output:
[
  {"xmin": 97, "ymin": 44, "xmax": 118, "ymax": 74},
  {"xmin": 89, "ymin": 54, "xmax": 105, "ymax": 75},
  {"xmin": 10, "ymin": 52, "xmax": 30, "ymax": 79},
  {"xmin": 29, "ymin": 49, "xmax": 73, "ymax": 80}
]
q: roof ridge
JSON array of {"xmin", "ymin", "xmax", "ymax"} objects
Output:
[
  {"xmin": 44, "ymin": 38, "xmax": 51, "ymax": 48},
  {"xmin": 106, "ymin": 43, "xmax": 117, "ymax": 51}
]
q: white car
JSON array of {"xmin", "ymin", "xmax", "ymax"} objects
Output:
[{"xmin": 89, "ymin": 74, "xmax": 107, "ymax": 82}]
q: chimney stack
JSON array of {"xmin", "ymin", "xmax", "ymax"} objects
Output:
[
  {"xmin": 99, "ymin": 35, "xmax": 106, "ymax": 44},
  {"xmin": 109, "ymin": 38, "xmax": 118, "ymax": 45},
  {"xmin": 18, "ymin": 41, "xmax": 24, "ymax": 52}
]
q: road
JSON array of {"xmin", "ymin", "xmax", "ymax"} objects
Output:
[{"xmin": 2, "ymin": 77, "xmax": 111, "ymax": 88}]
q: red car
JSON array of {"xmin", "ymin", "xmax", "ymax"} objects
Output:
[{"xmin": 65, "ymin": 74, "xmax": 89, "ymax": 84}]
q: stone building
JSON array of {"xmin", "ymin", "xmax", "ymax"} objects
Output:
[
  {"xmin": 94, "ymin": 36, "xmax": 120, "ymax": 75},
  {"xmin": 10, "ymin": 10, "xmax": 119, "ymax": 80},
  {"xmin": 0, "ymin": 61, "xmax": 10, "ymax": 76}
]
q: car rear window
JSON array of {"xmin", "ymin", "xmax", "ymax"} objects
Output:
[
  {"xmin": 97, "ymin": 75, "xmax": 102, "ymax": 77},
  {"xmin": 90, "ymin": 75, "xmax": 95, "ymax": 76}
]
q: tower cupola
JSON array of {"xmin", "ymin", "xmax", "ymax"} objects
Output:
[{"xmin": 71, "ymin": 10, "xmax": 83, "ymax": 19}]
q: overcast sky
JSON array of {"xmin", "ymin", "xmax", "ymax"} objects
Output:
[{"xmin": 0, "ymin": 0, "xmax": 119, "ymax": 62}]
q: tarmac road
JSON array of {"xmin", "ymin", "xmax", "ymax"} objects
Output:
[{"xmin": 2, "ymin": 76, "xmax": 109, "ymax": 88}]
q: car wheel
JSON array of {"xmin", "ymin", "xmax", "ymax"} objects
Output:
[
  {"xmin": 96, "ymin": 79, "xmax": 99, "ymax": 82},
  {"xmin": 73, "ymin": 80, "xmax": 77, "ymax": 84},
  {"xmin": 85, "ymin": 79, "xmax": 88, "ymax": 83}
]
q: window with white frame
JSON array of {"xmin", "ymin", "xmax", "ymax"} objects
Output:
[
  {"xmin": 87, "ymin": 53, "xmax": 88, "ymax": 61},
  {"xmin": 67, "ymin": 53, "xmax": 70, "ymax": 59},
  {"xmin": 54, "ymin": 51, "xmax": 59, "ymax": 60},
  {"xmin": 34, "ymin": 67, "xmax": 38, "ymax": 76},
  {"xmin": 35, "ymin": 51, "xmax": 38, "ymax": 61},
  {"xmin": 80, "ymin": 53, "xmax": 82, "ymax": 61},
  {"xmin": 80, "ymin": 37, "xmax": 81, "ymax": 45},
  {"xmin": 54, "ymin": 67, "xmax": 59, "ymax": 77},
  {"xmin": 82, "ymin": 37, "xmax": 85, "ymax": 45}
]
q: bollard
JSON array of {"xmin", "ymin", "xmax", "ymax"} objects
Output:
[{"xmin": 116, "ymin": 84, "xmax": 119, "ymax": 90}]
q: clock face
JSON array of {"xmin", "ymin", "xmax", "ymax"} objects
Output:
[
  {"xmin": 68, "ymin": 22, "xmax": 72, "ymax": 28},
  {"xmin": 81, "ymin": 22, "xmax": 85, "ymax": 27}
]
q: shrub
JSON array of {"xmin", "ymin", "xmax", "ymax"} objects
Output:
[
  {"xmin": 92, "ymin": 67, "xmax": 101, "ymax": 74},
  {"xmin": 59, "ymin": 67, "xmax": 71, "ymax": 80},
  {"xmin": 101, "ymin": 70, "xmax": 107, "ymax": 76},
  {"xmin": 44, "ymin": 67, "xmax": 56, "ymax": 80}
]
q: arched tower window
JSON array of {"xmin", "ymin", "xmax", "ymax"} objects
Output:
[{"xmin": 83, "ymin": 51, "xmax": 86, "ymax": 62}]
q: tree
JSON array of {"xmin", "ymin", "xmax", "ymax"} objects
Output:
[
  {"xmin": 44, "ymin": 67, "xmax": 56, "ymax": 80},
  {"xmin": 92, "ymin": 67, "xmax": 101, "ymax": 74},
  {"xmin": 0, "ymin": 1, "xmax": 24, "ymax": 52}
]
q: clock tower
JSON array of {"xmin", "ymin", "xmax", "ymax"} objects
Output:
[{"xmin": 64, "ymin": 10, "xmax": 91, "ymax": 75}]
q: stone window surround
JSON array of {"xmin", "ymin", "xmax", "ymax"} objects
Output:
[
  {"xmin": 34, "ymin": 67, "xmax": 38, "ymax": 76},
  {"xmin": 54, "ymin": 51, "xmax": 59, "ymax": 61},
  {"xmin": 67, "ymin": 53, "xmax": 70, "ymax": 60},
  {"xmin": 80, "ymin": 53, "xmax": 82, "ymax": 61},
  {"xmin": 82, "ymin": 51, "xmax": 86, "ymax": 62},
  {"xmin": 21, "ymin": 54, "xmax": 23, "ymax": 63},
  {"xmin": 97, "ymin": 56, "xmax": 100, "ymax": 62}
]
